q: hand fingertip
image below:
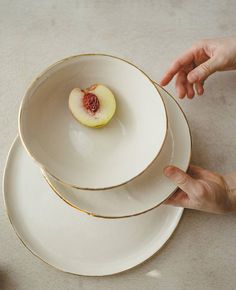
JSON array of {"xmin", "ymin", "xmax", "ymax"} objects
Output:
[
  {"xmin": 177, "ymin": 88, "xmax": 186, "ymax": 99},
  {"xmin": 187, "ymin": 90, "xmax": 194, "ymax": 99},
  {"xmin": 187, "ymin": 93, "xmax": 194, "ymax": 99},
  {"xmin": 198, "ymin": 87, "xmax": 204, "ymax": 95},
  {"xmin": 160, "ymin": 73, "xmax": 173, "ymax": 86},
  {"xmin": 163, "ymin": 165, "xmax": 176, "ymax": 177},
  {"xmin": 159, "ymin": 79, "xmax": 166, "ymax": 86},
  {"xmin": 163, "ymin": 166, "xmax": 170, "ymax": 176}
]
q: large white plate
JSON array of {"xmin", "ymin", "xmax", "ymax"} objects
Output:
[
  {"xmin": 43, "ymin": 84, "xmax": 191, "ymax": 218},
  {"xmin": 3, "ymin": 137, "xmax": 183, "ymax": 276},
  {"xmin": 19, "ymin": 54, "xmax": 167, "ymax": 190}
]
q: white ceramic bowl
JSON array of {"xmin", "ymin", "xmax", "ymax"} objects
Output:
[{"xmin": 19, "ymin": 54, "xmax": 167, "ymax": 190}]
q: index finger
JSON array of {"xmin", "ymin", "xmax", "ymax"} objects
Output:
[{"xmin": 160, "ymin": 49, "xmax": 194, "ymax": 86}]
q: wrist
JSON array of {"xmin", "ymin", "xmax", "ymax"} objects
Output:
[{"xmin": 223, "ymin": 172, "xmax": 236, "ymax": 211}]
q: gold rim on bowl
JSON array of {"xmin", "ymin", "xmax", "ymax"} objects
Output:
[{"xmin": 18, "ymin": 53, "xmax": 168, "ymax": 191}]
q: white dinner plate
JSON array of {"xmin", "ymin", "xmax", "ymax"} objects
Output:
[
  {"xmin": 19, "ymin": 54, "xmax": 167, "ymax": 190},
  {"xmin": 43, "ymin": 84, "xmax": 191, "ymax": 218},
  {"xmin": 3, "ymin": 137, "xmax": 183, "ymax": 276}
]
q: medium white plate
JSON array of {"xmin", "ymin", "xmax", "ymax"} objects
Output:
[
  {"xmin": 19, "ymin": 54, "xmax": 167, "ymax": 190},
  {"xmin": 3, "ymin": 137, "xmax": 183, "ymax": 276},
  {"xmin": 43, "ymin": 84, "xmax": 191, "ymax": 218}
]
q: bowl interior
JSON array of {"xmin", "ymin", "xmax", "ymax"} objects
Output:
[{"xmin": 19, "ymin": 55, "xmax": 167, "ymax": 189}]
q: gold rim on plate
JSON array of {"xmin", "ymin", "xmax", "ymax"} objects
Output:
[
  {"xmin": 18, "ymin": 53, "xmax": 168, "ymax": 191},
  {"xmin": 2, "ymin": 136, "xmax": 184, "ymax": 276},
  {"xmin": 42, "ymin": 82, "xmax": 192, "ymax": 219}
]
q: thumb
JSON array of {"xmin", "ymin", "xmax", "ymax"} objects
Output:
[
  {"xmin": 187, "ymin": 57, "xmax": 219, "ymax": 83},
  {"xmin": 164, "ymin": 166, "xmax": 201, "ymax": 196}
]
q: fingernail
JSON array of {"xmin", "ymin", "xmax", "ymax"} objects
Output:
[{"xmin": 198, "ymin": 88, "xmax": 204, "ymax": 95}]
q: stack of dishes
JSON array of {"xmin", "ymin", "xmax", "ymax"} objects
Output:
[{"xmin": 3, "ymin": 54, "xmax": 191, "ymax": 276}]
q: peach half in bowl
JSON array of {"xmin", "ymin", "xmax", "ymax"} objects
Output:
[{"xmin": 19, "ymin": 54, "xmax": 167, "ymax": 190}]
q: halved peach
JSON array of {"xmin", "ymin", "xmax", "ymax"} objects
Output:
[{"xmin": 68, "ymin": 84, "xmax": 116, "ymax": 128}]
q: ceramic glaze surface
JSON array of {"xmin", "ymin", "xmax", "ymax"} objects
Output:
[
  {"xmin": 3, "ymin": 137, "xmax": 183, "ymax": 276},
  {"xmin": 19, "ymin": 55, "xmax": 167, "ymax": 189}
]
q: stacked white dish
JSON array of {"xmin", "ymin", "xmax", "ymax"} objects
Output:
[{"xmin": 3, "ymin": 54, "xmax": 191, "ymax": 276}]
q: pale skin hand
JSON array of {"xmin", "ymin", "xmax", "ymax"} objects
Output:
[
  {"xmin": 161, "ymin": 37, "xmax": 236, "ymax": 213},
  {"xmin": 160, "ymin": 37, "xmax": 236, "ymax": 98},
  {"xmin": 164, "ymin": 165, "xmax": 236, "ymax": 214}
]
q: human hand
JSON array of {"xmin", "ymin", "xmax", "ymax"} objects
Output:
[
  {"xmin": 160, "ymin": 37, "xmax": 236, "ymax": 98},
  {"xmin": 163, "ymin": 165, "xmax": 236, "ymax": 214}
]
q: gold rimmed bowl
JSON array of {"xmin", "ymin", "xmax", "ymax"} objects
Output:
[{"xmin": 19, "ymin": 54, "xmax": 167, "ymax": 190}]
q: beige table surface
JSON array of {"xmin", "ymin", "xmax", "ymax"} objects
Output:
[{"xmin": 1, "ymin": 1, "xmax": 236, "ymax": 289}]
